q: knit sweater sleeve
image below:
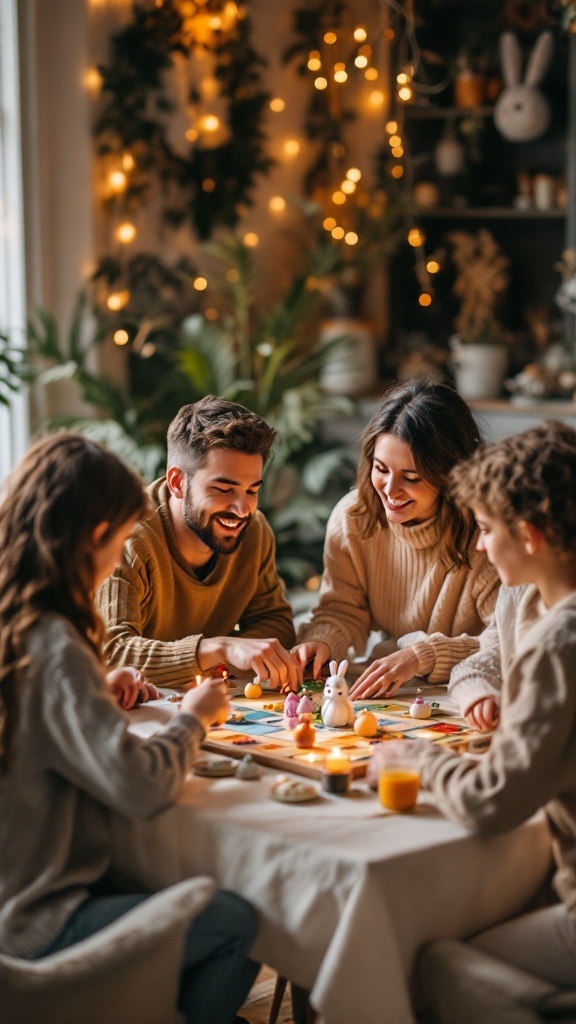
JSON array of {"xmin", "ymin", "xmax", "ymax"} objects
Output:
[
  {"xmin": 36, "ymin": 620, "xmax": 204, "ymax": 819},
  {"xmin": 297, "ymin": 497, "xmax": 371, "ymax": 662},
  {"xmin": 236, "ymin": 519, "xmax": 296, "ymax": 649},
  {"xmin": 97, "ymin": 553, "xmax": 202, "ymax": 687},
  {"xmin": 419, "ymin": 619, "xmax": 576, "ymax": 834},
  {"xmin": 410, "ymin": 562, "xmax": 500, "ymax": 683}
]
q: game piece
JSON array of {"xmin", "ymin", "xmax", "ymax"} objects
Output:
[
  {"xmin": 293, "ymin": 713, "xmax": 316, "ymax": 748},
  {"xmin": 235, "ymin": 754, "xmax": 262, "ymax": 780},
  {"xmin": 297, "ymin": 690, "xmax": 315, "ymax": 716},
  {"xmin": 269, "ymin": 775, "xmax": 318, "ymax": 803},
  {"xmin": 354, "ymin": 710, "xmax": 379, "ymax": 737},
  {"xmin": 227, "ymin": 711, "xmax": 245, "ymax": 724},
  {"xmin": 321, "ymin": 660, "xmax": 355, "ymax": 728},
  {"xmin": 283, "ymin": 690, "xmax": 299, "ymax": 729},
  {"xmin": 410, "ymin": 697, "xmax": 432, "ymax": 719},
  {"xmin": 244, "ymin": 680, "xmax": 263, "ymax": 699},
  {"xmin": 193, "ymin": 758, "xmax": 237, "ymax": 777}
]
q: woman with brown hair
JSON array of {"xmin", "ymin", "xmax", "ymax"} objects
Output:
[{"xmin": 293, "ymin": 379, "xmax": 499, "ymax": 698}]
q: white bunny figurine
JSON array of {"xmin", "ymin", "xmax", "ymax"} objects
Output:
[
  {"xmin": 494, "ymin": 31, "xmax": 553, "ymax": 142},
  {"xmin": 320, "ymin": 660, "xmax": 355, "ymax": 729}
]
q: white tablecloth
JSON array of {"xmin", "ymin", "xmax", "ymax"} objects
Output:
[{"xmin": 110, "ymin": 702, "xmax": 553, "ymax": 1024}]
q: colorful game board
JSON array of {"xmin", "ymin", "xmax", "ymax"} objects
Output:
[{"xmin": 201, "ymin": 695, "xmax": 485, "ymax": 780}]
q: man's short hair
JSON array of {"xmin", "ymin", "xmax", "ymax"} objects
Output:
[
  {"xmin": 449, "ymin": 419, "xmax": 576, "ymax": 557},
  {"xmin": 167, "ymin": 395, "xmax": 278, "ymax": 476}
]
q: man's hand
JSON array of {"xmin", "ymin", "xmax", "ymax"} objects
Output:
[
  {"xmin": 465, "ymin": 696, "xmax": 500, "ymax": 732},
  {"xmin": 198, "ymin": 636, "xmax": 300, "ymax": 693},
  {"xmin": 181, "ymin": 677, "xmax": 229, "ymax": 731},
  {"xmin": 290, "ymin": 641, "xmax": 330, "ymax": 681},
  {"xmin": 348, "ymin": 647, "xmax": 419, "ymax": 699},
  {"xmin": 105, "ymin": 667, "xmax": 160, "ymax": 710}
]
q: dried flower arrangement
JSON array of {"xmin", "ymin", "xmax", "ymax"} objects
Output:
[{"xmin": 438, "ymin": 229, "xmax": 510, "ymax": 345}]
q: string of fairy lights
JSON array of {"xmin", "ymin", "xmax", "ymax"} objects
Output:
[{"xmin": 86, "ymin": 0, "xmax": 442, "ymax": 348}]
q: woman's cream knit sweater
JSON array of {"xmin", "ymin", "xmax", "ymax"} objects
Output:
[{"xmin": 298, "ymin": 490, "xmax": 499, "ymax": 683}]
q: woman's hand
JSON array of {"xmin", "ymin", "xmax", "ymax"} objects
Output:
[
  {"xmin": 290, "ymin": 641, "xmax": 330, "ymax": 681},
  {"xmin": 348, "ymin": 647, "xmax": 419, "ymax": 699},
  {"xmin": 181, "ymin": 677, "xmax": 229, "ymax": 731},
  {"xmin": 465, "ymin": 696, "xmax": 500, "ymax": 732},
  {"xmin": 106, "ymin": 667, "xmax": 160, "ymax": 710}
]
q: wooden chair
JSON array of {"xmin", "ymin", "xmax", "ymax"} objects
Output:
[
  {"xmin": 269, "ymin": 974, "xmax": 318, "ymax": 1024},
  {"xmin": 0, "ymin": 876, "xmax": 216, "ymax": 1024},
  {"xmin": 417, "ymin": 938, "xmax": 576, "ymax": 1024}
]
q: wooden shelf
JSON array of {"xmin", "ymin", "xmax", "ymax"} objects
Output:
[{"xmin": 417, "ymin": 207, "xmax": 566, "ymax": 219}]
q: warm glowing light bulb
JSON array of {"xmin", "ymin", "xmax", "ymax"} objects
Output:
[
  {"xmin": 186, "ymin": 127, "xmax": 198, "ymax": 141},
  {"xmin": 269, "ymin": 195, "xmax": 286, "ymax": 212},
  {"xmin": 334, "ymin": 62, "xmax": 345, "ymax": 71},
  {"xmin": 355, "ymin": 55, "xmax": 368, "ymax": 68},
  {"xmin": 426, "ymin": 260, "xmax": 440, "ymax": 274},
  {"xmin": 84, "ymin": 67, "xmax": 102, "ymax": 93},
  {"xmin": 385, "ymin": 121, "xmax": 398, "ymax": 134},
  {"xmin": 244, "ymin": 232, "xmax": 260, "ymax": 247},
  {"xmin": 391, "ymin": 165, "xmax": 404, "ymax": 178},
  {"xmin": 193, "ymin": 277, "xmax": 208, "ymax": 291},
  {"xmin": 314, "ymin": 77, "xmax": 328, "ymax": 90},
  {"xmin": 115, "ymin": 222, "xmax": 137, "ymax": 244},
  {"xmin": 341, "ymin": 179, "xmax": 356, "ymax": 194},
  {"xmin": 201, "ymin": 114, "xmax": 220, "ymax": 132},
  {"xmin": 392, "ymin": 146, "xmax": 404, "ymax": 158},
  {"xmin": 354, "ymin": 26, "xmax": 367, "ymax": 41},
  {"xmin": 269, "ymin": 97, "xmax": 286, "ymax": 112},
  {"xmin": 308, "ymin": 57, "xmax": 322, "ymax": 71},
  {"xmin": 109, "ymin": 171, "xmax": 127, "ymax": 193},
  {"xmin": 398, "ymin": 85, "xmax": 413, "ymax": 101},
  {"xmin": 408, "ymin": 228, "xmax": 425, "ymax": 247},
  {"xmin": 334, "ymin": 69, "xmax": 348, "ymax": 83},
  {"xmin": 202, "ymin": 178, "xmax": 216, "ymax": 192},
  {"xmin": 389, "ymin": 135, "xmax": 401, "ymax": 147},
  {"xmin": 121, "ymin": 152, "xmax": 134, "ymax": 171},
  {"xmin": 368, "ymin": 90, "xmax": 385, "ymax": 108},
  {"xmin": 365, "ymin": 67, "xmax": 378, "ymax": 80},
  {"xmin": 397, "ymin": 72, "xmax": 409, "ymax": 84},
  {"xmin": 113, "ymin": 329, "xmax": 129, "ymax": 346},
  {"xmin": 419, "ymin": 293, "xmax": 433, "ymax": 307},
  {"xmin": 107, "ymin": 290, "xmax": 130, "ymax": 311},
  {"xmin": 323, "ymin": 217, "xmax": 337, "ymax": 230},
  {"xmin": 205, "ymin": 308, "xmax": 219, "ymax": 320},
  {"xmin": 324, "ymin": 31, "xmax": 337, "ymax": 44},
  {"xmin": 284, "ymin": 139, "xmax": 300, "ymax": 156},
  {"xmin": 384, "ymin": 27, "xmax": 395, "ymax": 39},
  {"xmin": 209, "ymin": 15, "xmax": 222, "ymax": 29},
  {"xmin": 346, "ymin": 167, "xmax": 362, "ymax": 182},
  {"xmin": 332, "ymin": 191, "xmax": 346, "ymax": 205},
  {"xmin": 331, "ymin": 226, "xmax": 345, "ymax": 239},
  {"xmin": 344, "ymin": 231, "xmax": 358, "ymax": 245},
  {"xmin": 309, "ymin": 49, "xmax": 320, "ymax": 59}
]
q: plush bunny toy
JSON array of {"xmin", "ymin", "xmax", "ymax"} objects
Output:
[
  {"xmin": 493, "ymin": 31, "xmax": 553, "ymax": 142},
  {"xmin": 321, "ymin": 660, "xmax": 355, "ymax": 728}
]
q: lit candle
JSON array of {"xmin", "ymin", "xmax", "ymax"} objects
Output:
[
  {"xmin": 324, "ymin": 749, "xmax": 351, "ymax": 774},
  {"xmin": 195, "ymin": 675, "xmax": 202, "ymax": 687}
]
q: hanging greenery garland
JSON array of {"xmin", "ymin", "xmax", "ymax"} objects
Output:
[{"xmin": 94, "ymin": 0, "xmax": 274, "ymax": 240}]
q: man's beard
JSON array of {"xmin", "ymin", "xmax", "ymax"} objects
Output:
[{"xmin": 183, "ymin": 499, "xmax": 253, "ymax": 555}]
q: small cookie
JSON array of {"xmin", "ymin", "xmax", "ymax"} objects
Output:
[
  {"xmin": 269, "ymin": 775, "xmax": 318, "ymax": 803},
  {"xmin": 193, "ymin": 758, "xmax": 237, "ymax": 777},
  {"xmin": 235, "ymin": 754, "xmax": 262, "ymax": 780}
]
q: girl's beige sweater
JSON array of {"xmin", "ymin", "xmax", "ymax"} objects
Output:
[{"xmin": 298, "ymin": 490, "xmax": 499, "ymax": 683}]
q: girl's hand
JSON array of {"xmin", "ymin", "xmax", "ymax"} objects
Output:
[
  {"xmin": 465, "ymin": 696, "xmax": 500, "ymax": 733},
  {"xmin": 106, "ymin": 667, "xmax": 160, "ymax": 710},
  {"xmin": 348, "ymin": 648, "xmax": 419, "ymax": 699},
  {"xmin": 181, "ymin": 677, "xmax": 229, "ymax": 732},
  {"xmin": 290, "ymin": 641, "xmax": 330, "ymax": 681}
]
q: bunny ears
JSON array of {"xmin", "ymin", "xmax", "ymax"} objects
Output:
[
  {"xmin": 328, "ymin": 659, "xmax": 349, "ymax": 678},
  {"xmin": 500, "ymin": 31, "xmax": 553, "ymax": 89}
]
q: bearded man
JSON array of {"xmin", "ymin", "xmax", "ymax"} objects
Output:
[{"xmin": 97, "ymin": 396, "xmax": 298, "ymax": 691}]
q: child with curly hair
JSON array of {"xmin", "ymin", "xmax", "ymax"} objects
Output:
[{"xmin": 413, "ymin": 420, "xmax": 576, "ymax": 1021}]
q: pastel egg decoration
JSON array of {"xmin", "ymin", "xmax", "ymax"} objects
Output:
[
  {"xmin": 321, "ymin": 660, "xmax": 355, "ymax": 728},
  {"xmin": 297, "ymin": 689, "xmax": 315, "ymax": 716},
  {"xmin": 283, "ymin": 690, "xmax": 300, "ymax": 730},
  {"xmin": 409, "ymin": 697, "xmax": 432, "ymax": 719},
  {"xmin": 354, "ymin": 709, "xmax": 379, "ymax": 737},
  {"xmin": 244, "ymin": 680, "xmax": 263, "ymax": 699}
]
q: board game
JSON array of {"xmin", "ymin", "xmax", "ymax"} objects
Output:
[{"xmin": 201, "ymin": 693, "xmax": 486, "ymax": 780}]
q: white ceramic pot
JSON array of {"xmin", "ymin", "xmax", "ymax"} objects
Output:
[
  {"xmin": 450, "ymin": 336, "xmax": 509, "ymax": 400},
  {"xmin": 320, "ymin": 318, "xmax": 378, "ymax": 396}
]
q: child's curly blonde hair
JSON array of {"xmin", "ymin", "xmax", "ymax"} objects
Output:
[{"xmin": 449, "ymin": 420, "xmax": 576, "ymax": 557}]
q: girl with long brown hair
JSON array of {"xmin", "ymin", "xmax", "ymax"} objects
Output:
[
  {"xmin": 293, "ymin": 380, "xmax": 499, "ymax": 697},
  {"xmin": 0, "ymin": 433, "xmax": 258, "ymax": 1024}
]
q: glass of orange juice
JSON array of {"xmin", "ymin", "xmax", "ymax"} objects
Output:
[{"xmin": 377, "ymin": 749, "xmax": 420, "ymax": 812}]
